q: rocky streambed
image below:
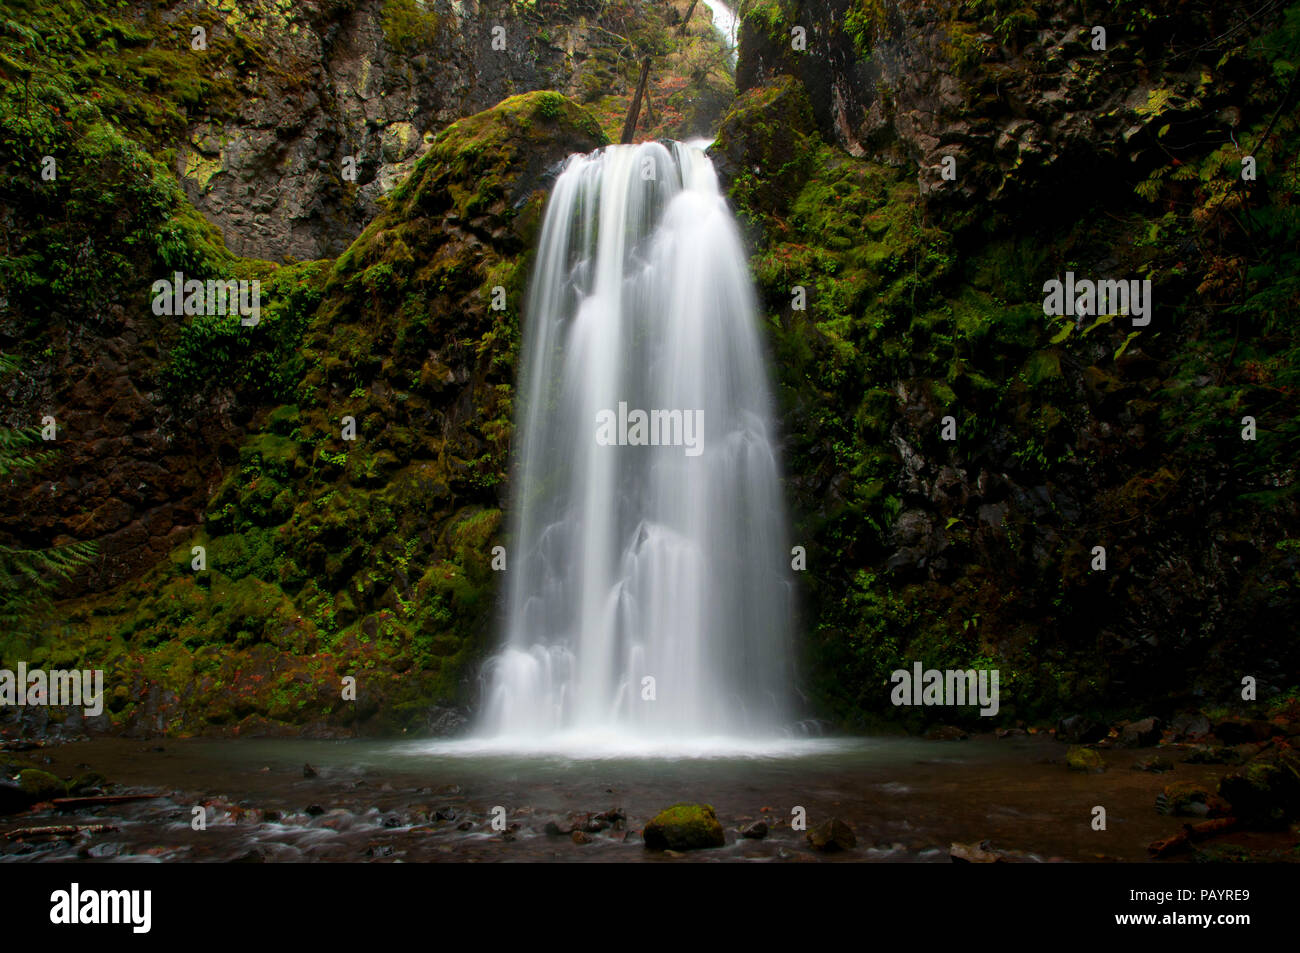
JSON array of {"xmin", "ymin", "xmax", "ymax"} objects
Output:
[{"xmin": 2, "ymin": 730, "xmax": 1296, "ymax": 863}]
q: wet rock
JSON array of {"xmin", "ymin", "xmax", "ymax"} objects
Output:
[
  {"xmin": 1118, "ymin": 717, "xmax": 1162, "ymax": 748},
  {"xmin": 1218, "ymin": 753, "xmax": 1300, "ymax": 828},
  {"xmin": 1168, "ymin": 711, "xmax": 1211, "ymax": 741},
  {"xmin": 456, "ymin": 820, "xmax": 474, "ymax": 831},
  {"xmin": 304, "ymin": 804, "xmax": 325, "ymax": 816},
  {"xmin": 595, "ymin": 807, "xmax": 625, "ymax": 824},
  {"xmin": 18, "ymin": 768, "xmax": 65, "ymax": 801},
  {"xmin": 950, "ymin": 841, "xmax": 1000, "ymax": 863},
  {"xmin": 1213, "ymin": 718, "xmax": 1275, "ymax": 745},
  {"xmin": 435, "ymin": 806, "xmax": 458, "ymax": 822},
  {"xmin": 950, "ymin": 841, "xmax": 1042, "ymax": 863},
  {"xmin": 69, "ymin": 771, "xmax": 106, "ymax": 795},
  {"xmin": 924, "ymin": 725, "xmax": 969, "ymax": 741},
  {"xmin": 996, "ymin": 727, "xmax": 1027, "ymax": 739},
  {"xmin": 571, "ymin": 830, "xmax": 592, "ymax": 845},
  {"xmin": 1057, "ymin": 715, "xmax": 1107, "ymax": 744},
  {"xmin": 543, "ymin": 818, "xmax": 574, "ymax": 836},
  {"xmin": 806, "ymin": 818, "xmax": 857, "ymax": 852},
  {"xmin": 643, "ymin": 803, "xmax": 726, "ymax": 851},
  {"xmin": 1066, "ymin": 746, "xmax": 1105, "ymax": 773},
  {"xmin": 82, "ymin": 842, "xmax": 124, "ymax": 859},
  {"xmin": 1182, "ymin": 745, "xmax": 1240, "ymax": 765},
  {"xmin": 426, "ymin": 706, "xmax": 469, "ymax": 736},
  {"xmin": 1133, "ymin": 756, "xmax": 1175, "ymax": 773},
  {"xmin": 742, "ymin": 820, "xmax": 769, "ymax": 839},
  {"xmin": 366, "ymin": 843, "xmax": 396, "ymax": 858},
  {"xmin": 1157, "ymin": 781, "xmax": 1230, "ymax": 818},
  {"xmin": 303, "ymin": 763, "xmax": 318, "ymax": 778}
]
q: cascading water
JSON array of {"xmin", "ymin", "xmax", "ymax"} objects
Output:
[
  {"xmin": 700, "ymin": 1, "xmax": 740, "ymax": 68},
  {"xmin": 476, "ymin": 140, "xmax": 795, "ymax": 751}
]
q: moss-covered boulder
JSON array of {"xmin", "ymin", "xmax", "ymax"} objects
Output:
[
  {"xmin": 711, "ymin": 76, "xmax": 820, "ymax": 223},
  {"xmin": 1218, "ymin": 753, "xmax": 1300, "ymax": 828},
  {"xmin": 1066, "ymin": 746, "xmax": 1105, "ymax": 773},
  {"xmin": 807, "ymin": 817, "xmax": 857, "ymax": 852},
  {"xmin": 17, "ymin": 769, "xmax": 66, "ymax": 801},
  {"xmin": 1159, "ymin": 781, "xmax": 1229, "ymax": 818},
  {"xmin": 643, "ymin": 803, "xmax": 726, "ymax": 851}
]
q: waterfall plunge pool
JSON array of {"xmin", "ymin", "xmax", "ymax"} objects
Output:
[{"xmin": 0, "ymin": 733, "xmax": 1247, "ymax": 863}]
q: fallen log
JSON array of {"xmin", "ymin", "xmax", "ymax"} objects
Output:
[
  {"xmin": 52, "ymin": 793, "xmax": 163, "ymax": 810},
  {"xmin": 5, "ymin": 823, "xmax": 118, "ymax": 840},
  {"xmin": 1148, "ymin": 817, "xmax": 1238, "ymax": 857}
]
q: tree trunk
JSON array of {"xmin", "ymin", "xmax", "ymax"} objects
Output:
[
  {"xmin": 620, "ymin": 58, "xmax": 652, "ymax": 144},
  {"xmin": 679, "ymin": 0, "xmax": 700, "ymax": 35}
]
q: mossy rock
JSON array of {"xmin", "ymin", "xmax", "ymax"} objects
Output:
[
  {"xmin": 1218, "ymin": 754, "xmax": 1300, "ymax": 828},
  {"xmin": 18, "ymin": 768, "xmax": 66, "ymax": 801},
  {"xmin": 1065, "ymin": 745, "xmax": 1105, "ymax": 773},
  {"xmin": 807, "ymin": 817, "xmax": 858, "ymax": 852},
  {"xmin": 712, "ymin": 76, "xmax": 820, "ymax": 221},
  {"xmin": 1160, "ymin": 780, "xmax": 1228, "ymax": 818},
  {"xmin": 643, "ymin": 802, "xmax": 726, "ymax": 851}
]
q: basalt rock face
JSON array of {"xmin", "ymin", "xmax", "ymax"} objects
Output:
[
  {"xmin": 722, "ymin": 0, "xmax": 1300, "ymax": 728},
  {"xmin": 738, "ymin": 0, "xmax": 1257, "ymax": 205},
  {"xmin": 166, "ymin": 0, "xmax": 645, "ymax": 262},
  {"xmin": 3, "ymin": 90, "xmax": 606, "ymax": 737}
]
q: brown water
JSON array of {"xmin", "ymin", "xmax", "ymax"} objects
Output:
[{"xmin": 0, "ymin": 735, "xmax": 1280, "ymax": 863}]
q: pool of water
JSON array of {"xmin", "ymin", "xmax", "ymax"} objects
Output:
[{"xmin": 3, "ymin": 733, "xmax": 1259, "ymax": 863}]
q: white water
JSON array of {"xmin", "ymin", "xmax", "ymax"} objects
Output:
[
  {"xmin": 701, "ymin": 0, "xmax": 739, "ymax": 67},
  {"xmin": 474, "ymin": 140, "xmax": 795, "ymax": 755}
]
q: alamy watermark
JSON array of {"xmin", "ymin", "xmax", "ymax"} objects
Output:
[
  {"xmin": 890, "ymin": 662, "xmax": 1000, "ymax": 716},
  {"xmin": 50, "ymin": 883, "xmax": 150, "ymax": 933},
  {"xmin": 1042, "ymin": 272, "xmax": 1151, "ymax": 327},
  {"xmin": 0, "ymin": 663, "xmax": 104, "ymax": 717},
  {"xmin": 151, "ymin": 271, "xmax": 261, "ymax": 326},
  {"xmin": 595, "ymin": 402, "xmax": 704, "ymax": 457}
]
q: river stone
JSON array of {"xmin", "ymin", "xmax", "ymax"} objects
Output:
[
  {"xmin": 1213, "ymin": 717, "xmax": 1274, "ymax": 745},
  {"xmin": 807, "ymin": 818, "xmax": 857, "ymax": 852},
  {"xmin": 1159, "ymin": 781, "xmax": 1227, "ymax": 818},
  {"xmin": 1118, "ymin": 716, "xmax": 1162, "ymax": 747},
  {"xmin": 17, "ymin": 768, "xmax": 64, "ymax": 801},
  {"xmin": 1065, "ymin": 746, "xmax": 1105, "ymax": 773},
  {"xmin": 1133, "ymin": 755, "xmax": 1174, "ymax": 773},
  {"xmin": 643, "ymin": 803, "xmax": 725, "ymax": 851},
  {"xmin": 741, "ymin": 820, "xmax": 769, "ymax": 839},
  {"xmin": 1057, "ymin": 714, "xmax": 1107, "ymax": 744},
  {"xmin": 925, "ymin": 724, "xmax": 969, "ymax": 741}
]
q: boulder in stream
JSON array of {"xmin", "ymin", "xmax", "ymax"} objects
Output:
[
  {"xmin": 806, "ymin": 818, "xmax": 857, "ymax": 852},
  {"xmin": 643, "ymin": 803, "xmax": 725, "ymax": 851}
]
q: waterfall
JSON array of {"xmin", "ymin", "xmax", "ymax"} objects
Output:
[
  {"xmin": 477, "ymin": 140, "xmax": 794, "ymax": 749},
  {"xmin": 701, "ymin": 1, "xmax": 739, "ymax": 68}
]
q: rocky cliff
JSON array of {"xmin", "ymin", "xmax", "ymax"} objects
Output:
[
  {"xmin": 718, "ymin": 0, "xmax": 1300, "ymax": 727},
  {"xmin": 2, "ymin": 0, "xmax": 1297, "ymax": 737}
]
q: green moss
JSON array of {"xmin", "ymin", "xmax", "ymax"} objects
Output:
[
  {"xmin": 18, "ymin": 768, "xmax": 66, "ymax": 800},
  {"xmin": 642, "ymin": 803, "xmax": 725, "ymax": 851},
  {"xmin": 1066, "ymin": 746, "xmax": 1105, "ymax": 773},
  {"xmin": 381, "ymin": 0, "xmax": 440, "ymax": 53}
]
